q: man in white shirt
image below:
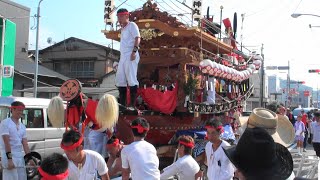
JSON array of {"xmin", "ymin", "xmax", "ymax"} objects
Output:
[
  {"xmin": 161, "ymin": 135, "xmax": 201, "ymax": 180},
  {"xmin": 116, "ymin": 8, "xmax": 141, "ymax": 109},
  {"xmin": 61, "ymin": 129, "xmax": 110, "ymax": 180},
  {"xmin": 311, "ymin": 112, "xmax": 320, "ymax": 157},
  {"xmin": 0, "ymin": 101, "xmax": 34, "ymax": 180},
  {"xmin": 205, "ymin": 119, "xmax": 235, "ymax": 180},
  {"xmin": 121, "ymin": 117, "xmax": 160, "ymax": 180}
]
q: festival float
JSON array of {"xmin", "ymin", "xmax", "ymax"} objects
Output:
[
  {"xmin": 101, "ymin": 0, "xmax": 262, "ymax": 165},
  {"xmin": 49, "ymin": 0, "xmax": 263, "ymax": 168}
]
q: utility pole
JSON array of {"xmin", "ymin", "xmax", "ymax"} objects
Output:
[
  {"xmin": 287, "ymin": 61, "xmax": 290, "ymax": 108},
  {"xmin": 317, "ymin": 80, "xmax": 319, "ymax": 108},
  {"xmin": 34, "ymin": 0, "xmax": 44, "ymax": 98},
  {"xmin": 260, "ymin": 44, "xmax": 264, "ymax": 107},
  {"xmin": 240, "ymin": 13, "xmax": 245, "ymax": 51}
]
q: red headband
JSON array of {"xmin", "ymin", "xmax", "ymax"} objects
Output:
[
  {"xmin": 60, "ymin": 136, "xmax": 83, "ymax": 151},
  {"xmin": 179, "ymin": 141, "xmax": 194, "ymax": 148},
  {"xmin": 10, "ymin": 105, "xmax": 25, "ymax": 110},
  {"xmin": 205, "ymin": 125, "xmax": 224, "ymax": 133},
  {"xmin": 38, "ymin": 167, "xmax": 69, "ymax": 180},
  {"xmin": 117, "ymin": 12, "xmax": 129, "ymax": 16},
  {"xmin": 131, "ymin": 124, "xmax": 149, "ymax": 133},
  {"xmin": 107, "ymin": 138, "xmax": 120, "ymax": 148}
]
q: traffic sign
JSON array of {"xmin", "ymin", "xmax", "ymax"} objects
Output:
[
  {"xmin": 309, "ymin": 69, "xmax": 320, "ymax": 73},
  {"xmin": 266, "ymin": 66, "xmax": 278, "ymax": 70},
  {"xmin": 277, "ymin": 66, "xmax": 289, "ymax": 70}
]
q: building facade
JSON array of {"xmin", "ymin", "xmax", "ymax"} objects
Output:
[
  {"xmin": 0, "ymin": 0, "xmax": 30, "ymax": 61},
  {"xmin": 0, "ymin": 0, "xmax": 69, "ymax": 97},
  {"xmin": 245, "ymin": 73, "xmax": 269, "ymax": 111},
  {"xmin": 38, "ymin": 37, "xmax": 120, "ymax": 87},
  {"xmin": 268, "ymin": 75, "xmax": 283, "ymax": 101}
]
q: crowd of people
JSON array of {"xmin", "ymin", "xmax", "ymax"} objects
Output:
[
  {"xmin": 0, "ymin": 7, "xmax": 318, "ymax": 180},
  {"xmin": 2, "ymin": 99, "xmax": 310, "ymax": 180}
]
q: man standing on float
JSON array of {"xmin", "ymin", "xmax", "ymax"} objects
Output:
[{"xmin": 116, "ymin": 8, "xmax": 141, "ymax": 110}]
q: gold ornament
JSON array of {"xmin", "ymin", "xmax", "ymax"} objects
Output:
[
  {"xmin": 145, "ymin": 23, "xmax": 150, "ymax": 28},
  {"xmin": 173, "ymin": 31, "xmax": 179, "ymax": 36},
  {"xmin": 140, "ymin": 29, "xmax": 164, "ymax": 41}
]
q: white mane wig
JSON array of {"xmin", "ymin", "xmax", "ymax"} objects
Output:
[
  {"xmin": 95, "ymin": 93, "xmax": 119, "ymax": 130},
  {"xmin": 48, "ymin": 96, "xmax": 65, "ymax": 127}
]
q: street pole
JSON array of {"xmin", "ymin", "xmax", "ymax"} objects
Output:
[
  {"xmin": 33, "ymin": 0, "xmax": 44, "ymax": 98},
  {"xmin": 317, "ymin": 76, "xmax": 319, "ymax": 108},
  {"xmin": 219, "ymin": 6, "xmax": 223, "ymax": 40},
  {"xmin": 287, "ymin": 61, "xmax": 290, "ymax": 108},
  {"xmin": 0, "ymin": 18, "xmax": 5, "ymax": 96},
  {"xmin": 260, "ymin": 44, "xmax": 264, "ymax": 107},
  {"xmin": 240, "ymin": 13, "xmax": 245, "ymax": 52}
]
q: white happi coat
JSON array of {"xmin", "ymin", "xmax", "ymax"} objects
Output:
[
  {"xmin": 116, "ymin": 22, "xmax": 140, "ymax": 87},
  {"xmin": 205, "ymin": 140, "xmax": 235, "ymax": 180}
]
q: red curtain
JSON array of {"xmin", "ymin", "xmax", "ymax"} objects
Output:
[{"xmin": 138, "ymin": 83, "xmax": 178, "ymax": 114}]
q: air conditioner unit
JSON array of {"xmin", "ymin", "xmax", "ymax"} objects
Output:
[{"xmin": 2, "ymin": 65, "xmax": 14, "ymax": 78}]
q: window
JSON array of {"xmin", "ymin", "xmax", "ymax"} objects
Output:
[
  {"xmin": 0, "ymin": 107, "xmax": 10, "ymax": 121},
  {"xmin": 54, "ymin": 62, "xmax": 63, "ymax": 73},
  {"xmin": 70, "ymin": 61, "xmax": 94, "ymax": 78},
  {"xmin": 21, "ymin": 109, "xmax": 44, "ymax": 128}
]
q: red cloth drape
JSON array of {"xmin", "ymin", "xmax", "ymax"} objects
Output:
[
  {"xmin": 82, "ymin": 99, "xmax": 100, "ymax": 132},
  {"xmin": 67, "ymin": 106, "xmax": 83, "ymax": 128},
  {"xmin": 138, "ymin": 83, "xmax": 178, "ymax": 114}
]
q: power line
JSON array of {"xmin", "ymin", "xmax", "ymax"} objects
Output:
[
  {"xmin": 156, "ymin": 0, "xmax": 191, "ymax": 25},
  {"xmin": 14, "ymin": 70, "xmax": 56, "ymax": 87},
  {"xmin": 293, "ymin": 0, "xmax": 303, "ymax": 13}
]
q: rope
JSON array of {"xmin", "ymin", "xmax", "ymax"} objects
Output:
[{"xmin": 14, "ymin": 70, "xmax": 56, "ymax": 87}]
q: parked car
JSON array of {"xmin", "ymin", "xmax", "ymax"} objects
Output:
[{"xmin": 292, "ymin": 107, "xmax": 315, "ymax": 119}]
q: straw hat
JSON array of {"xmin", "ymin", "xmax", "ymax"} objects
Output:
[{"xmin": 238, "ymin": 108, "xmax": 295, "ymax": 147}]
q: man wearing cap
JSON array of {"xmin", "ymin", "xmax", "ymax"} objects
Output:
[
  {"xmin": 160, "ymin": 135, "xmax": 201, "ymax": 180},
  {"xmin": 106, "ymin": 136, "xmax": 126, "ymax": 178},
  {"xmin": 311, "ymin": 112, "xmax": 320, "ymax": 157},
  {"xmin": 38, "ymin": 153, "xmax": 69, "ymax": 180},
  {"xmin": 116, "ymin": 8, "xmax": 141, "ymax": 110},
  {"xmin": 204, "ymin": 119, "xmax": 235, "ymax": 180},
  {"xmin": 61, "ymin": 129, "xmax": 110, "ymax": 180},
  {"xmin": 0, "ymin": 101, "xmax": 34, "ymax": 180},
  {"xmin": 121, "ymin": 117, "xmax": 160, "ymax": 180},
  {"xmin": 223, "ymin": 127, "xmax": 293, "ymax": 180}
]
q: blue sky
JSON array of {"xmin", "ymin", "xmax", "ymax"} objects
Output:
[{"xmin": 12, "ymin": 0, "xmax": 320, "ymax": 88}]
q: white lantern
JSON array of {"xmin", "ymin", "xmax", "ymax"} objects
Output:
[{"xmin": 200, "ymin": 59, "xmax": 211, "ymax": 68}]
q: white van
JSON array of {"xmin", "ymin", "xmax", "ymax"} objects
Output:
[{"xmin": 0, "ymin": 96, "xmax": 65, "ymax": 159}]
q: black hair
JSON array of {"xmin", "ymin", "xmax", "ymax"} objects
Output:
[
  {"xmin": 178, "ymin": 135, "xmax": 194, "ymax": 155},
  {"xmin": 266, "ymin": 101, "xmax": 280, "ymax": 113},
  {"xmin": 40, "ymin": 153, "xmax": 68, "ymax": 176},
  {"xmin": 131, "ymin": 117, "xmax": 150, "ymax": 138},
  {"xmin": 107, "ymin": 135, "xmax": 118, "ymax": 145},
  {"xmin": 117, "ymin": 8, "xmax": 128, "ymax": 14},
  {"xmin": 11, "ymin": 101, "xmax": 25, "ymax": 107},
  {"xmin": 61, "ymin": 129, "xmax": 83, "ymax": 146},
  {"xmin": 205, "ymin": 118, "xmax": 222, "ymax": 128}
]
